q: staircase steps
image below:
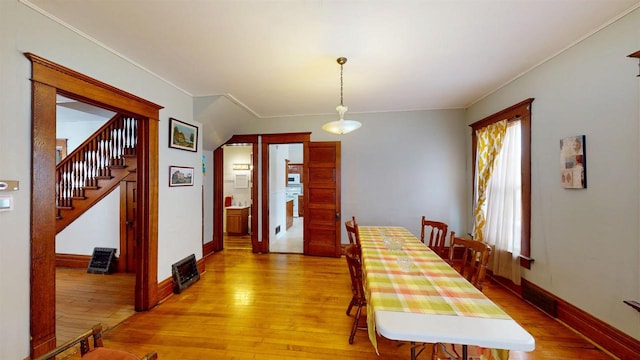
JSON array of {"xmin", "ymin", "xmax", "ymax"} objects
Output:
[{"xmin": 56, "ymin": 114, "xmax": 139, "ymax": 234}]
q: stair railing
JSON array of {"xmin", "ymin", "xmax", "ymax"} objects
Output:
[{"xmin": 56, "ymin": 114, "xmax": 138, "ymax": 210}]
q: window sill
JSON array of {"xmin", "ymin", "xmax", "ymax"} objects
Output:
[{"xmin": 519, "ymin": 255, "xmax": 534, "ymax": 269}]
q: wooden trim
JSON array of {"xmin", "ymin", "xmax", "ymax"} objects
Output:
[
  {"xmin": 202, "ymin": 240, "xmax": 216, "ymax": 257},
  {"xmin": 25, "ymin": 53, "xmax": 162, "ymax": 119},
  {"xmin": 156, "ymin": 277, "xmax": 174, "ymax": 303},
  {"xmin": 27, "ymin": 53, "xmax": 161, "ymax": 357},
  {"xmin": 259, "ymin": 133, "xmax": 312, "ymax": 253},
  {"xmin": 520, "ymin": 279, "xmax": 640, "ymax": 359},
  {"xmin": 261, "ymin": 141, "xmax": 270, "ymax": 253},
  {"xmin": 157, "ymin": 257, "xmax": 207, "ymax": 303},
  {"xmin": 55, "ymin": 253, "xmax": 92, "ymax": 268},
  {"xmin": 30, "ymin": 81, "xmax": 58, "ymax": 357},
  {"xmin": 251, "ymin": 142, "xmax": 259, "ymax": 252},
  {"xmin": 212, "ymin": 146, "xmax": 224, "ymax": 252},
  {"xmin": 469, "ymin": 98, "xmax": 534, "ymax": 268}
]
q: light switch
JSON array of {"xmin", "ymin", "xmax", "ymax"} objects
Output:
[{"xmin": 0, "ymin": 195, "xmax": 13, "ymax": 211}]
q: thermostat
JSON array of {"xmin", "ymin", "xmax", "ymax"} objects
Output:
[
  {"xmin": 0, "ymin": 180, "xmax": 19, "ymax": 191},
  {"xmin": 0, "ymin": 195, "xmax": 13, "ymax": 211}
]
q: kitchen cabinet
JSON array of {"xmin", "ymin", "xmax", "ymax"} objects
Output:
[
  {"xmin": 286, "ymin": 200, "xmax": 293, "ymax": 229},
  {"xmin": 298, "ymin": 195, "xmax": 304, "ymax": 217},
  {"xmin": 226, "ymin": 206, "xmax": 249, "ymax": 235}
]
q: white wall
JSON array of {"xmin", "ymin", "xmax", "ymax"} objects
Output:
[
  {"xmin": 223, "ymin": 145, "xmax": 253, "ymax": 207},
  {"xmin": 0, "ymin": 2, "xmax": 203, "ymax": 357},
  {"xmin": 269, "ymin": 144, "xmax": 289, "ymax": 242},
  {"xmin": 466, "ymin": 8, "xmax": 640, "ymax": 340},
  {"xmin": 237, "ymin": 109, "xmax": 469, "ymax": 241},
  {"xmin": 56, "ymin": 105, "xmax": 112, "ymax": 153},
  {"xmin": 56, "ymin": 188, "xmax": 121, "ymax": 255}
]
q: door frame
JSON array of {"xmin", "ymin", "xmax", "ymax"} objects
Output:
[
  {"xmin": 260, "ymin": 133, "xmax": 311, "ymax": 253},
  {"xmin": 211, "ymin": 135, "xmax": 259, "ymax": 253},
  {"xmin": 212, "ymin": 133, "xmax": 310, "ymax": 254},
  {"xmin": 26, "ymin": 53, "xmax": 162, "ymax": 357}
]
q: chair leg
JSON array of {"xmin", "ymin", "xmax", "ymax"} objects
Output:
[
  {"xmin": 349, "ymin": 304, "xmax": 363, "ymax": 344},
  {"xmin": 346, "ymin": 297, "xmax": 355, "ymax": 316}
]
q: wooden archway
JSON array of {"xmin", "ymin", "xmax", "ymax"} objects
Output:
[{"xmin": 26, "ymin": 53, "xmax": 162, "ymax": 357}]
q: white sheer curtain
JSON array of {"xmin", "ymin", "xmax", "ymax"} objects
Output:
[{"xmin": 484, "ymin": 121, "xmax": 521, "ymax": 285}]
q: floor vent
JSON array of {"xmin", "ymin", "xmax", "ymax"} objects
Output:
[
  {"xmin": 87, "ymin": 247, "xmax": 117, "ymax": 274},
  {"xmin": 172, "ymin": 254, "xmax": 200, "ymax": 294},
  {"xmin": 522, "ymin": 281, "xmax": 558, "ymax": 317}
]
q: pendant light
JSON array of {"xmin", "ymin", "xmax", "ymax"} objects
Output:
[{"xmin": 322, "ymin": 57, "xmax": 362, "ymax": 135}]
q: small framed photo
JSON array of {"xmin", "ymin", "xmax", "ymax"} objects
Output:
[
  {"xmin": 169, "ymin": 117, "xmax": 198, "ymax": 152},
  {"xmin": 169, "ymin": 166, "xmax": 194, "ymax": 187}
]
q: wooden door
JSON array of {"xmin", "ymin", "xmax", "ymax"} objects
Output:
[
  {"xmin": 123, "ymin": 180, "xmax": 137, "ymax": 272},
  {"xmin": 303, "ymin": 142, "xmax": 341, "ymax": 257}
]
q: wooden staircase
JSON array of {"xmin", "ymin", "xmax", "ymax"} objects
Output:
[{"xmin": 56, "ymin": 114, "xmax": 139, "ymax": 234}]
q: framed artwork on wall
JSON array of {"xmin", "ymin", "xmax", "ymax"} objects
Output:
[
  {"xmin": 560, "ymin": 135, "xmax": 586, "ymax": 189},
  {"xmin": 169, "ymin": 166, "xmax": 194, "ymax": 187},
  {"xmin": 169, "ymin": 117, "xmax": 198, "ymax": 152}
]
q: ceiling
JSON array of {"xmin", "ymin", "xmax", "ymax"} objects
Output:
[{"xmin": 26, "ymin": 0, "xmax": 639, "ymax": 118}]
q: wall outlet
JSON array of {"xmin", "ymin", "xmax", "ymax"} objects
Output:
[{"xmin": 275, "ymin": 225, "xmax": 280, "ymax": 234}]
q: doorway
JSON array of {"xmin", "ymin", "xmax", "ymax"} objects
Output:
[
  {"xmin": 27, "ymin": 53, "xmax": 161, "ymax": 357},
  {"xmin": 268, "ymin": 143, "xmax": 304, "ymax": 253},
  {"xmin": 213, "ymin": 133, "xmax": 341, "ymax": 257},
  {"xmin": 222, "ymin": 144, "xmax": 254, "ymax": 250}
]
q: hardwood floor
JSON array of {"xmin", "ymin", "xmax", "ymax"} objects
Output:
[
  {"xmin": 56, "ymin": 267, "xmax": 135, "ymax": 345},
  {"xmin": 223, "ymin": 233, "xmax": 253, "ymax": 250},
  {"xmin": 56, "ymin": 250, "xmax": 617, "ymax": 359}
]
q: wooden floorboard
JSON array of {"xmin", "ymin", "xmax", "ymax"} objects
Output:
[
  {"xmin": 56, "ymin": 249, "xmax": 617, "ymax": 359},
  {"xmin": 224, "ymin": 233, "xmax": 252, "ymax": 250},
  {"xmin": 56, "ymin": 267, "xmax": 135, "ymax": 346}
]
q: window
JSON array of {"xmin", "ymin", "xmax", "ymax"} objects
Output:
[{"xmin": 470, "ymin": 98, "xmax": 533, "ymax": 270}]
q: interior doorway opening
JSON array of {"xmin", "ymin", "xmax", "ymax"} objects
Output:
[
  {"xmin": 268, "ymin": 143, "xmax": 304, "ymax": 253},
  {"xmin": 222, "ymin": 143, "xmax": 254, "ymax": 250},
  {"xmin": 54, "ymin": 95, "xmax": 137, "ymax": 343}
]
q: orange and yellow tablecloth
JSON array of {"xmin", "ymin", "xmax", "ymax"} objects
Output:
[{"xmin": 358, "ymin": 226, "xmax": 511, "ymax": 360}]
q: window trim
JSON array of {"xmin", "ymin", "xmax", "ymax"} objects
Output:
[{"xmin": 470, "ymin": 98, "xmax": 534, "ymax": 269}]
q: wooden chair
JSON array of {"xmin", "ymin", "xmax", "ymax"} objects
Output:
[
  {"xmin": 345, "ymin": 216, "xmax": 360, "ymax": 246},
  {"xmin": 345, "ymin": 244, "xmax": 367, "ymax": 344},
  {"xmin": 447, "ymin": 232, "xmax": 492, "ymax": 291},
  {"xmin": 32, "ymin": 324, "xmax": 158, "ymax": 360},
  {"xmin": 420, "ymin": 217, "xmax": 448, "ymax": 258}
]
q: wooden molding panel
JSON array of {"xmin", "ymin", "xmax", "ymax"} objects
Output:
[
  {"xmin": 156, "ymin": 277, "xmax": 174, "ymax": 303},
  {"xmin": 203, "ymin": 240, "xmax": 216, "ymax": 257},
  {"xmin": 520, "ymin": 279, "xmax": 640, "ymax": 359},
  {"xmin": 157, "ymin": 257, "xmax": 207, "ymax": 303},
  {"xmin": 55, "ymin": 253, "xmax": 92, "ymax": 268}
]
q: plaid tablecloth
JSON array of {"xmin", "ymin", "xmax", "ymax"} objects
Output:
[{"xmin": 359, "ymin": 226, "xmax": 511, "ymax": 359}]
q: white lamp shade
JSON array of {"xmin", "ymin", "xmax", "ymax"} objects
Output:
[{"xmin": 322, "ymin": 119, "xmax": 362, "ymax": 134}]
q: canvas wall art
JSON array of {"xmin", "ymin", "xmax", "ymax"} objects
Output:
[{"xmin": 560, "ymin": 135, "xmax": 586, "ymax": 189}]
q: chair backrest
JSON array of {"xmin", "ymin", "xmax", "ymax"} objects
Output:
[
  {"xmin": 447, "ymin": 232, "xmax": 492, "ymax": 291},
  {"xmin": 345, "ymin": 216, "xmax": 360, "ymax": 246},
  {"xmin": 345, "ymin": 244, "xmax": 365, "ymax": 302},
  {"xmin": 32, "ymin": 323, "xmax": 158, "ymax": 360},
  {"xmin": 420, "ymin": 216, "xmax": 448, "ymax": 257}
]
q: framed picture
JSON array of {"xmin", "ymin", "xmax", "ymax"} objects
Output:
[
  {"xmin": 560, "ymin": 135, "xmax": 586, "ymax": 189},
  {"xmin": 169, "ymin": 166, "xmax": 194, "ymax": 187},
  {"xmin": 169, "ymin": 117, "xmax": 198, "ymax": 152}
]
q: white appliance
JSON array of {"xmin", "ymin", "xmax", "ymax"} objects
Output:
[
  {"xmin": 287, "ymin": 173, "xmax": 300, "ymax": 185},
  {"xmin": 286, "ymin": 187, "xmax": 301, "ymax": 217}
]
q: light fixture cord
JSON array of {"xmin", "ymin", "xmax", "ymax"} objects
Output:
[{"xmin": 340, "ymin": 62, "xmax": 344, "ymax": 106}]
